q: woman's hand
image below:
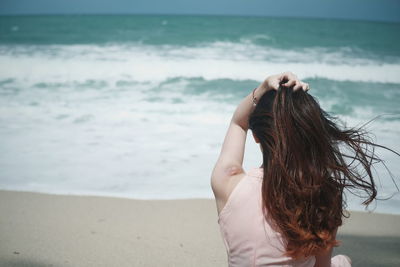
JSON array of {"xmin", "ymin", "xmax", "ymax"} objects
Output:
[{"xmin": 260, "ymin": 72, "xmax": 310, "ymax": 92}]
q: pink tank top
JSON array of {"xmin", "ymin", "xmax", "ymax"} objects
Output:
[{"xmin": 217, "ymin": 167, "xmax": 352, "ymax": 267}]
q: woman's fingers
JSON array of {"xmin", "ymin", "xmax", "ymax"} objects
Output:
[
  {"xmin": 302, "ymin": 82, "xmax": 310, "ymax": 91},
  {"xmin": 282, "ymin": 71, "xmax": 297, "ymax": 80},
  {"xmin": 281, "ymin": 72, "xmax": 297, "ymax": 87},
  {"xmin": 293, "ymin": 82, "xmax": 303, "ymax": 91},
  {"xmin": 267, "ymin": 72, "xmax": 310, "ymax": 92},
  {"xmin": 264, "ymin": 74, "xmax": 282, "ymax": 91},
  {"xmin": 283, "ymin": 79, "xmax": 296, "ymax": 87},
  {"xmin": 281, "ymin": 72, "xmax": 310, "ymax": 92},
  {"xmin": 293, "ymin": 82, "xmax": 310, "ymax": 91}
]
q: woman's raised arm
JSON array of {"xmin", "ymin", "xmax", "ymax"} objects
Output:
[{"xmin": 210, "ymin": 72, "xmax": 309, "ymax": 209}]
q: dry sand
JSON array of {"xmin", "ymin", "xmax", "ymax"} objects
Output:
[{"xmin": 0, "ymin": 190, "xmax": 399, "ymax": 267}]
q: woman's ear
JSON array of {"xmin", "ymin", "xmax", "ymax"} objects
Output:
[{"xmin": 252, "ymin": 131, "xmax": 260, "ymax": 144}]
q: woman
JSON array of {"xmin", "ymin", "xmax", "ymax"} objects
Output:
[{"xmin": 211, "ymin": 72, "xmax": 390, "ymax": 266}]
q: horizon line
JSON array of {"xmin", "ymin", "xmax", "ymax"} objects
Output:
[{"xmin": 0, "ymin": 12, "xmax": 398, "ymax": 24}]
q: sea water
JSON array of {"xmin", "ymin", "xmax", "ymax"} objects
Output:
[{"xmin": 0, "ymin": 15, "xmax": 399, "ymax": 214}]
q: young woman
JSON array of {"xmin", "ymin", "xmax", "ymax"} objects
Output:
[{"xmin": 211, "ymin": 71, "xmax": 390, "ymax": 266}]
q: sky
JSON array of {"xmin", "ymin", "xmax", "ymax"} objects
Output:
[{"xmin": 0, "ymin": 0, "xmax": 399, "ymax": 22}]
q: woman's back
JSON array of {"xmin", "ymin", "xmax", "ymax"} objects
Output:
[
  {"xmin": 217, "ymin": 167, "xmax": 351, "ymax": 267},
  {"xmin": 211, "ymin": 72, "xmax": 396, "ymax": 266},
  {"xmin": 218, "ymin": 168, "xmax": 315, "ymax": 266}
]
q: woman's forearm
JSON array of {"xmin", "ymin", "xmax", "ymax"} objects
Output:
[{"xmin": 231, "ymin": 84, "xmax": 268, "ymax": 131}]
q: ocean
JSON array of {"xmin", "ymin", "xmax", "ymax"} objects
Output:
[{"xmin": 0, "ymin": 15, "xmax": 399, "ymax": 214}]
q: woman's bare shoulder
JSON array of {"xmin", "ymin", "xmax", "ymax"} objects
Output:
[{"xmin": 211, "ymin": 166, "xmax": 246, "ymax": 214}]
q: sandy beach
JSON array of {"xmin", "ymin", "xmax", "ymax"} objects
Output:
[{"xmin": 0, "ymin": 190, "xmax": 399, "ymax": 267}]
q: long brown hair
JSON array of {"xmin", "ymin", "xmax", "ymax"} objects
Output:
[{"xmin": 248, "ymin": 85, "xmax": 399, "ymax": 259}]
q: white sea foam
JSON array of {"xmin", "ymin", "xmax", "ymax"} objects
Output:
[
  {"xmin": 0, "ymin": 42, "xmax": 399, "ymax": 214},
  {"xmin": 1, "ymin": 43, "xmax": 400, "ymax": 85}
]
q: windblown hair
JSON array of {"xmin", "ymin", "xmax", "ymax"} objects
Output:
[{"xmin": 248, "ymin": 85, "xmax": 398, "ymax": 259}]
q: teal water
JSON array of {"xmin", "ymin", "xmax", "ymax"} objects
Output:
[
  {"xmin": 1, "ymin": 15, "xmax": 399, "ymax": 57},
  {"xmin": 0, "ymin": 15, "xmax": 399, "ymax": 213}
]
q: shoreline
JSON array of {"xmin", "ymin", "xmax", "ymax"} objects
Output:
[
  {"xmin": 1, "ymin": 189, "xmax": 399, "ymax": 266},
  {"xmin": 2, "ymin": 188, "xmax": 400, "ymax": 216}
]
